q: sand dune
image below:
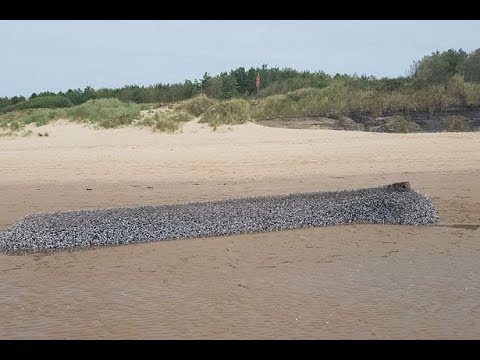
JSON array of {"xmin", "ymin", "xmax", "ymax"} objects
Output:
[{"xmin": 1, "ymin": 120, "xmax": 479, "ymax": 339}]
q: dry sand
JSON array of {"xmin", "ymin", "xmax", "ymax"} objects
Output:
[{"xmin": 1, "ymin": 120, "xmax": 479, "ymax": 339}]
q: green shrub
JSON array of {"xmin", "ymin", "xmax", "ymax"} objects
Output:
[
  {"xmin": 22, "ymin": 109, "xmax": 66, "ymax": 126},
  {"xmin": 464, "ymin": 82, "xmax": 480, "ymax": 106},
  {"xmin": 10, "ymin": 121, "xmax": 20, "ymax": 130},
  {"xmin": 137, "ymin": 109, "xmax": 192, "ymax": 133},
  {"xmin": 0, "ymin": 96, "xmax": 74, "ymax": 113},
  {"xmin": 66, "ymin": 98, "xmax": 147, "ymax": 128},
  {"xmin": 382, "ymin": 115, "xmax": 420, "ymax": 133},
  {"xmin": 251, "ymin": 87, "xmax": 346, "ymax": 119},
  {"xmin": 0, "ymin": 99, "xmax": 147, "ymax": 133},
  {"xmin": 260, "ymin": 77, "xmax": 324, "ymax": 97},
  {"xmin": 0, "ymin": 109, "xmax": 66, "ymax": 132},
  {"xmin": 174, "ymin": 94, "xmax": 217, "ymax": 116},
  {"xmin": 200, "ymin": 99, "xmax": 251, "ymax": 126},
  {"xmin": 0, "ymin": 111, "xmax": 26, "ymax": 129},
  {"xmin": 335, "ymin": 116, "xmax": 365, "ymax": 131},
  {"xmin": 22, "ymin": 95, "xmax": 73, "ymax": 109},
  {"xmin": 251, "ymin": 94, "xmax": 295, "ymax": 119},
  {"xmin": 444, "ymin": 115, "xmax": 467, "ymax": 132}
]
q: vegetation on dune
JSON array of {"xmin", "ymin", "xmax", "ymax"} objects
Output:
[
  {"xmin": 1, "ymin": 48, "xmax": 480, "ymax": 135},
  {"xmin": 66, "ymin": 98, "xmax": 147, "ymax": 128},
  {"xmin": 0, "ymin": 108, "xmax": 66, "ymax": 133},
  {"xmin": 0, "ymin": 95, "xmax": 73, "ymax": 114},
  {"xmin": 378, "ymin": 115, "xmax": 420, "ymax": 133},
  {"xmin": 173, "ymin": 94, "xmax": 217, "ymax": 117},
  {"xmin": 137, "ymin": 109, "xmax": 192, "ymax": 133},
  {"xmin": 252, "ymin": 75, "xmax": 480, "ymax": 120},
  {"xmin": 200, "ymin": 99, "xmax": 251, "ymax": 128},
  {"xmin": 444, "ymin": 115, "xmax": 468, "ymax": 132},
  {"xmin": 335, "ymin": 116, "xmax": 365, "ymax": 131},
  {"xmin": 0, "ymin": 99, "xmax": 148, "ymax": 133}
]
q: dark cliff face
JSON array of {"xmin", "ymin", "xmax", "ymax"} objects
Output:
[
  {"xmin": 256, "ymin": 106, "xmax": 480, "ymax": 133},
  {"xmin": 348, "ymin": 106, "xmax": 480, "ymax": 132}
]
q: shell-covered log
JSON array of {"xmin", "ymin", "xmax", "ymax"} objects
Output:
[{"xmin": 0, "ymin": 182, "xmax": 438, "ymax": 254}]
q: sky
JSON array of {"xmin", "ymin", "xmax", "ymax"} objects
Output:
[{"xmin": 1, "ymin": 20, "xmax": 480, "ymax": 98}]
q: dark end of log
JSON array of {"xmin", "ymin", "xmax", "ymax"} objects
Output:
[{"xmin": 386, "ymin": 182, "xmax": 411, "ymax": 192}]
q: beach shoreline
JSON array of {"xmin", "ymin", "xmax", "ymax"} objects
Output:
[{"xmin": 1, "ymin": 121, "xmax": 479, "ymax": 339}]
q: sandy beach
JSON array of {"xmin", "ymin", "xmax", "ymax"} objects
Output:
[{"xmin": 1, "ymin": 120, "xmax": 479, "ymax": 339}]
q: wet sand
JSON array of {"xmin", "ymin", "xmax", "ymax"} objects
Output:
[{"xmin": 1, "ymin": 121, "xmax": 479, "ymax": 339}]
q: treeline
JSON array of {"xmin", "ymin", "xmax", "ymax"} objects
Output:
[
  {"xmin": 0, "ymin": 65, "xmax": 330, "ymax": 113},
  {"xmin": 411, "ymin": 48, "xmax": 480, "ymax": 83},
  {"xmin": 1, "ymin": 48, "xmax": 479, "ymax": 114}
]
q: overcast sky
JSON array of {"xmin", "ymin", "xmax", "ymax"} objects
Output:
[{"xmin": 1, "ymin": 20, "xmax": 479, "ymax": 98}]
